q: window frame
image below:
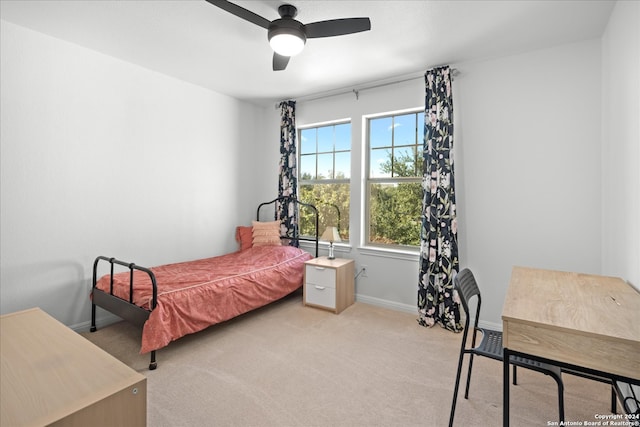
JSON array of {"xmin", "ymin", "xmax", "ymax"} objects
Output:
[
  {"xmin": 298, "ymin": 119, "xmax": 352, "ymax": 243},
  {"xmin": 364, "ymin": 108, "xmax": 424, "ymax": 251}
]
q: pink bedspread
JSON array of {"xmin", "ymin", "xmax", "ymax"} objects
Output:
[{"xmin": 95, "ymin": 246, "xmax": 313, "ymax": 353}]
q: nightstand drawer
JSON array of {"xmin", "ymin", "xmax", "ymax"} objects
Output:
[
  {"xmin": 304, "ymin": 283, "xmax": 336, "ymax": 309},
  {"xmin": 305, "ymin": 265, "xmax": 336, "ymax": 289}
]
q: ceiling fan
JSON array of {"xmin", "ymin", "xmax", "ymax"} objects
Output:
[{"xmin": 206, "ymin": 0, "xmax": 371, "ymax": 71}]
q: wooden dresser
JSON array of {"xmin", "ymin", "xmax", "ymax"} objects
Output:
[{"xmin": 1, "ymin": 308, "xmax": 146, "ymax": 426}]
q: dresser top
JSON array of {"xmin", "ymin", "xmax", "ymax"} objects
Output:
[{"xmin": 305, "ymin": 256, "xmax": 354, "ymax": 268}]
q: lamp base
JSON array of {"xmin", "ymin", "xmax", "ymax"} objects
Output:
[{"xmin": 328, "ymin": 243, "xmax": 335, "ymax": 260}]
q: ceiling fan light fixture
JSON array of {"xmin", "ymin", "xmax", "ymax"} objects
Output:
[
  {"xmin": 269, "ymin": 33, "xmax": 305, "ymax": 56},
  {"xmin": 268, "ymin": 20, "xmax": 306, "ymax": 56}
]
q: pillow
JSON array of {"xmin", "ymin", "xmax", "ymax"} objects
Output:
[
  {"xmin": 251, "ymin": 220, "xmax": 282, "ymax": 247},
  {"xmin": 235, "ymin": 226, "xmax": 253, "ymax": 251}
]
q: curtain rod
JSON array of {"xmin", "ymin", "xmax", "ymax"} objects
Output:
[{"xmin": 275, "ymin": 68, "xmax": 459, "ymax": 108}]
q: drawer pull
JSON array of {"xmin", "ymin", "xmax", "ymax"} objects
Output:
[
  {"xmin": 314, "ymin": 267, "xmax": 326, "ymax": 271},
  {"xmin": 314, "ymin": 286, "xmax": 326, "ymax": 291}
]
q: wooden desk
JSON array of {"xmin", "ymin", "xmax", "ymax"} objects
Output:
[
  {"xmin": 1, "ymin": 308, "xmax": 146, "ymax": 426},
  {"xmin": 502, "ymin": 267, "xmax": 640, "ymax": 426}
]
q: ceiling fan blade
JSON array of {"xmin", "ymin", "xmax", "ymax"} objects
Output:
[
  {"xmin": 205, "ymin": 0, "xmax": 270, "ymax": 29},
  {"xmin": 305, "ymin": 18, "xmax": 371, "ymax": 38},
  {"xmin": 273, "ymin": 53, "xmax": 290, "ymax": 71}
]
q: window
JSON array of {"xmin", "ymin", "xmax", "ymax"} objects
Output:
[
  {"xmin": 298, "ymin": 122, "xmax": 351, "ymax": 242},
  {"xmin": 366, "ymin": 110, "xmax": 424, "ymax": 248}
]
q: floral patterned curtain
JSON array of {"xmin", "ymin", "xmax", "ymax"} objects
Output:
[
  {"xmin": 417, "ymin": 66, "xmax": 462, "ymax": 332},
  {"xmin": 278, "ymin": 100, "xmax": 299, "ymax": 246}
]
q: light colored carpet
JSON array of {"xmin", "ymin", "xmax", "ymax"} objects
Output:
[{"xmin": 82, "ymin": 292, "xmax": 616, "ymax": 426}]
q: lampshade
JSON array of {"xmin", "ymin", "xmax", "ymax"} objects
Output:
[{"xmin": 321, "ymin": 226, "xmax": 342, "ymax": 243}]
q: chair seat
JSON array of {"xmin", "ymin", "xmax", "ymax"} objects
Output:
[{"xmin": 474, "ymin": 328, "xmax": 503, "ymax": 360}]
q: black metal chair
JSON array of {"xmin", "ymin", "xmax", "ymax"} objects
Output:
[{"xmin": 448, "ymin": 268, "xmax": 565, "ymax": 427}]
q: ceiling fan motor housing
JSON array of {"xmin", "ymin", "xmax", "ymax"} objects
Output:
[
  {"xmin": 268, "ymin": 18, "xmax": 307, "ymax": 45},
  {"xmin": 268, "ymin": 17, "xmax": 307, "ymax": 57}
]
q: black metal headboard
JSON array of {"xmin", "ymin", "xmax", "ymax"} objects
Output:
[{"xmin": 256, "ymin": 196, "xmax": 319, "ymax": 257}]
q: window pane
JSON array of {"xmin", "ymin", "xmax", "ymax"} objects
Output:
[
  {"xmin": 334, "ymin": 151, "xmax": 350, "ymax": 179},
  {"xmin": 317, "ymin": 126, "xmax": 333, "ymax": 153},
  {"xmin": 334, "ymin": 123, "xmax": 351, "ymax": 151},
  {"xmin": 394, "ymin": 113, "xmax": 417, "ymax": 146},
  {"xmin": 370, "ymin": 117, "xmax": 392, "ymax": 148},
  {"xmin": 298, "ymin": 121, "xmax": 351, "ymax": 244},
  {"xmin": 369, "ymin": 181, "xmax": 422, "ymax": 246},
  {"xmin": 300, "ymin": 183, "xmax": 350, "ymax": 241},
  {"xmin": 300, "ymin": 154, "xmax": 316, "ymax": 180},
  {"xmin": 317, "ymin": 153, "xmax": 333, "ymax": 179},
  {"xmin": 300, "ymin": 128, "xmax": 316, "ymax": 154},
  {"xmin": 393, "ymin": 146, "xmax": 419, "ymax": 178},
  {"xmin": 370, "ymin": 148, "xmax": 391, "ymax": 178}
]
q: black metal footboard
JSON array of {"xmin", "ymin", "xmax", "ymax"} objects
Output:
[{"xmin": 91, "ymin": 256, "xmax": 158, "ymax": 370}]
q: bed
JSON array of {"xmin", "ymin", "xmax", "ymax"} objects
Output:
[{"xmin": 90, "ymin": 197, "xmax": 318, "ymax": 370}]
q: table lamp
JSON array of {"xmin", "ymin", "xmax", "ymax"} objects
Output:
[{"xmin": 321, "ymin": 226, "xmax": 342, "ymax": 260}]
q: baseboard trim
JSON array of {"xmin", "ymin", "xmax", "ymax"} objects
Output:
[
  {"xmin": 355, "ymin": 294, "xmax": 417, "ymax": 314},
  {"xmin": 355, "ymin": 294, "xmax": 503, "ymax": 331},
  {"xmin": 478, "ymin": 320, "xmax": 503, "ymax": 332},
  {"xmin": 70, "ymin": 312, "xmax": 122, "ymax": 333}
]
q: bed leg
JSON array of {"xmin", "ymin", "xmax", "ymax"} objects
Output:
[
  {"xmin": 90, "ymin": 303, "xmax": 97, "ymax": 333},
  {"xmin": 149, "ymin": 350, "xmax": 157, "ymax": 370}
]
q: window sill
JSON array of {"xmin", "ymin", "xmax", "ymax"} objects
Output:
[
  {"xmin": 357, "ymin": 246, "xmax": 420, "ymax": 261},
  {"xmin": 299, "ymin": 241, "xmax": 353, "ymax": 256},
  {"xmin": 300, "ymin": 241, "xmax": 420, "ymax": 262}
]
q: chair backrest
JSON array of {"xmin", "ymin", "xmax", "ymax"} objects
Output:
[{"xmin": 453, "ymin": 268, "xmax": 482, "ymax": 328}]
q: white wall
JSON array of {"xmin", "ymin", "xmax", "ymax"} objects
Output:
[
  {"xmin": 284, "ymin": 38, "xmax": 604, "ymax": 325},
  {"xmin": 456, "ymin": 40, "xmax": 603, "ymax": 325},
  {"xmin": 249, "ymin": 105, "xmax": 284, "ymax": 207},
  {"xmin": 0, "ymin": 21, "xmax": 265, "ymax": 328},
  {"xmin": 601, "ymin": 0, "xmax": 640, "ymax": 290}
]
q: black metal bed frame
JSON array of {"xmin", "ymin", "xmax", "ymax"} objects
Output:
[
  {"xmin": 90, "ymin": 196, "xmax": 318, "ymax": 370},
  {"xmin": 256, "ymin": 196, "xmax": 319, "ymax": 256}
]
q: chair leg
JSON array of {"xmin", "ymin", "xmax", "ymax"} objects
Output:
[
  {"xmin": 464, "ymin": 353, "xmax": 475, "ymax": 399},
  {"xmin": 611, "ymin": 384, "xmax": 616, "ymax": 414},
  {"xmin": 513, "ymin": 365, "xmax": 518, "ymax": 385},
  {"xmin": 555, "ymin": 375, "xmax": 565, "ymax": 424},
  {"xmin": 449, "ymin": 351, "xmax": 467, "ymax": 427}
]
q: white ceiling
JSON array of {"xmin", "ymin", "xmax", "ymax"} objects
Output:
[{"xmin": 0, "ymin": 0, "xmax": 615, "ymax": 106}]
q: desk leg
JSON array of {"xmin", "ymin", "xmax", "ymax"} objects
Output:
[{"xmin": 503, "ymin": 348, "xmax": 510, "ymax": 427}]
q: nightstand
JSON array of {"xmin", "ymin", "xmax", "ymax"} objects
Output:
[{"xmin": 303, "ymin": 257, "xmax": 355, "ymax": 314}]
